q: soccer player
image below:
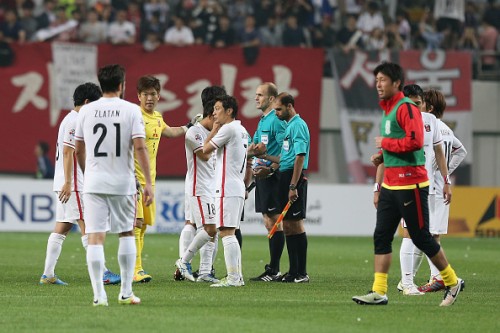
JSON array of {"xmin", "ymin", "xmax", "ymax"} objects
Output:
[
  {"xmin": 255, "ymin": 92, "xmax": 310, "ymax": 283},
  {"xmin": 396, "ymin": 84, "xmax": 451, "ymax": 295},
  {"xmin": 175, "ymin": 86, "xmax": 225, "ymax": 283},
  {"xmin": 39, "ymin": 82, "xmax": 120, "ymax": 286},
  {"xmin": 75, "ymin": 64, "xmax": 153, "ymax": 306},
  {"xmin": 417, "ymin": 89, "xmax": 467, "ymax": 292},
  {"xmin": 203, "ymin": 95, "xmax": 250, "ymax": 287},
  {"xmin": 174, "ymin": 85, "xmax": 226, "ymax": 281},
  {"xmin": 133, "ymin": 75, "xmax": 193, "ymax": 283},
  {"xmin": 247, "ymin": 82, "xmax": 286, "ymax": 282},
  {"xmin": 352, "ymin": 62, "xmax": 464, "ymax": 307}
]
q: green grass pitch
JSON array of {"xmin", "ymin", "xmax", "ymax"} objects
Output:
[{"xmin": 1, "ymin": 232, "xmax": 498, "ymax": 333}]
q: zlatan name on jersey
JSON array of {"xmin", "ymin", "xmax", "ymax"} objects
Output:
[{"xmin": 94, "ymin": 110, "xmax": 121, "ymax": 117}]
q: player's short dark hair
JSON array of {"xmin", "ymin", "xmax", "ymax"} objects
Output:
[
  {"xmin": 215, "ymin": 95, "xmax": 238, "ymax": 119},
  {"xmin": 98, "ymin": 64, "xmax": 125, "ymax": 93},
  {"xmin": 403, "ymin": 84, "xmax": 424, "ymax": 99},
  {"xmin": 373, "ymin": 62, "xmax": 404, "ymax": 91},
  {"xmin": 73, "ymin": 82, "xmax": 102, "ymax": 107},
  {"xmin": 276, "ymin": 92, "xmax": 295, "ymax": 107},
  {"xmin": 424, "ymin": 89, "xmax": 447, "ymax": 119},
  {"xmin": 201, "ymin": 85, "xmax": 226, "ymax": 118},
  {"xmin": 137, "ymin": 75, "xmax": 160, "ymax": 94}
]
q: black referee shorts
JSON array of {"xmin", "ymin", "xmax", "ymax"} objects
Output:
[
  {"xmin": 278, "ymin": 169, "xmax": 307, "ymax": 220},
  {"xmin": 255, "ymin": 172, "xmax": 281, "ymax": 215}
]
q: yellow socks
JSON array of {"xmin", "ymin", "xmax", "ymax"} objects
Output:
[
  {"xmin": 372, "ymin": 272, "xmax": 388, "ymax": 295},
  {"xmin": 440, "ymin": 264, "xmax": 458, "ymax": 287}
]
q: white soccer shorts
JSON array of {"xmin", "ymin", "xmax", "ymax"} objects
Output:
[
  {"xmin": 83, "ymin": 193, "xmax": 136, "ymax": 234},
  {"xmin": 215, "ymin": 197, "xmax": 244, "ymax": 229},
  {"xmin": 55, "ymin": 191, "xmax": 84, "ymax": 223},
  {"xmin": 189, "ymin": 196, "xmax": 216, "ymax": 229},
  {"xmin": 430, "ymin": 193, "xmax": 449, "ymax": 235}
]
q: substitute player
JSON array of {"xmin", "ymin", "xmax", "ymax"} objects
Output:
[
  {"xmin": 203, "ymin": 95, "xmax": 250, "ymax": 287},
  {"xmin": 75, "ymin": 64, "xmax": 153, "ymax": 306},
  {"xmin": 40, "ymin": 82, "xmax": 119, "ymax": 286},
  {"xmin": 133, "ymin": 75, "xmax": 193, "ymax": 283}
]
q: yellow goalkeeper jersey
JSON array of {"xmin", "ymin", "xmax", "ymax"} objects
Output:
[{"xmin": 134, "ymin": 109, "xmax": 168, "ymax": 185}]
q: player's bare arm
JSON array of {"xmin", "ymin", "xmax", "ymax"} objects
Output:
[
  {"xmin": 162, "ymin": 125, "xmax": 187, "ymax": 138},
  {"xmin": 133, "ymin": 137, "xmax": 154, "ymax": 206},
  {"xmin": 59, "ymin": 145, "xmax": 75, "ymax": 204},
  {"xmin": 75, "ymin": 140, "xmax": 86, "ymax": 173},
  {"xmin": 289, "ymin": 155, "xmax": 305, "ymax": 203},
  {"xmin": 433, "ymin": 144, "xmax": 452, "ymax": 205}
]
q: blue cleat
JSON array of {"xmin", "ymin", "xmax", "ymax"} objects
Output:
[
  {"xmin": 39, "ymin": 274, "xmax": 68, "ymax": 285},
  {"xmin": 103, "ymin": 270, "xmax": 121, "ymax": 285}
]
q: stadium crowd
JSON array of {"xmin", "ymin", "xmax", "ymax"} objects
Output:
[{"xmin": 0, "ymin": 0, "xmax": 499, "ymax": 71}]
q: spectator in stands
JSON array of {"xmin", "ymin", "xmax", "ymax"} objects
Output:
[
  {"xmin": 227, "ymin": 0, "xmax": 254, "ymax": 34},
  {"xmin": 364, "ymin": 26, "xmax": 386, "ymax": 51},
  {"xmin": 282, "ymin": 0, "xmax": 314, "ymax": 28},
  {"xmin": 482, "ymin": 0, "xmax": 500, "ymax": 31},
  {"xmin": 283, "ymin": 15, "xmax": 308, "ymax": 47},
  {"xmin": 311, "ymin": 0, "xmax": 338, "ymax": 27},
  {"xmin": 127, "ymin": 1, "xmax": 142, "ymax": 38},
  {"xmin": 356, "ymin": 1, "xmax": 385, "ymax": 41},
  {"xmin": 434, "ymin": 0, "xmax": 464, "ymax": 49},
  {"xmin": 343, "ymin": 0, "xmax": 363, "ymax": 18},
  {"xmin": 34, "ymin": 141, "xmax": 54, "ymax": 179},
  {"xmin": 0, "ymin": 8, "xmax": 26, "ymax": 43},
  {"xmin": 108, "ymin": 8, "xmax": 135, "ymax": 44},
  {"xmin": 395, "ymin": 10, "xmax": 411, "ymax": 50},
  {"xmin": 47, "ymin": 6, "xmax": 78, "ymax": 42},
  {"xmin": 259, "ymin": 16, "xmax": 283, "ymax": 47},
  {"xmin": 253, "ymin": 0, "xmax": 277, "ymax": 28},
  {"xmin": 385, "ymin": 19, "xmax": 405, "ymax": 51},
  {"xmin": 311, "ymin": 14, "xmax": 335, "ymax": 48},
  {"xmin": 240, "ymin": 14, "xmax": 260, "ymax": 65},
  {"xmin": 35, "ymin": 0, "xmax": 56, "ymax": 30},
  {"xmin": 143, "ymin": 28, "xmax": 161, "ymax": 52},
  {"xmin": 336, "ymin": 14, "xmax": 363, "ymax": 53},
  {"xmin": 464, "ymin": 1, "xmax": 479, "ymax": 32},
  {"xmin": 164, "ymin": 15, "xmax": 194, "ymax": 46},
  {"xmin": 19, "ymin": 1, "xmax": 38, "ymax": 41},
  {"xmin": 210, "ymin": 14, "xmax": 236, "ymax": 48},
  {"xmin": 139, "ymin": 10, "xmax": 166, "ymax": 43},
  {"xmin": 192, "ymin": 0, "xmax": 220, "ymax": 43},
  {"xmin": 173, "ymin": 0, "xmax": 195, "ymax": 24},
  {"xmin": 418, "ymin": 8, "xmax": 447, "ymax": 50},
  {"xmin": 478, "ymin": 14, "xmax": 499, "ymax": 71},
  {"xmin": 143, "ymin": 0, "xmax": 170, "ymax": 27},
  {"xmin": 189, "ymin": 15, "xmax": 206, "ymax": 44},
  {"xmin": 457, "ymin": 26, "xmax": 479, "ymax": 51},
  {"xmin": 78, "ymin": 8, "xmax": 107, "ymax": 43}
]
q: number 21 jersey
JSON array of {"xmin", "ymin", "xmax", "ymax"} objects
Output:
[{"xmin": 75, "ymin": 97, "xmax": 145, "ymax": 195}]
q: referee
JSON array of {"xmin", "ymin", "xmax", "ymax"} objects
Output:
[{"xmin": 258, "ymin": 92, "xmax": 310, "ymax": 283}]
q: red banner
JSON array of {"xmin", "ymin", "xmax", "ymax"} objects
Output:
[{"xmin": 0, "ymin": 44, "xmax": 322, "ymax": 176}]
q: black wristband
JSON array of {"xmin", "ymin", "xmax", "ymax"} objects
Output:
[{"xmin": 186, "ymin": 122, "xmax": 194, "ymax": 128}]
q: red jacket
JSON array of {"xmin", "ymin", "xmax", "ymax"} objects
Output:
[{"xmin": 380, "ymin": 92, "xmax": 428, "ymax": 187}]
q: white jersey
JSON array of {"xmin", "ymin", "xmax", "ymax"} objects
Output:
[
  {"xmin": 185, "ymin": 123, "xmax": 216, "ymax": 197},
  {"xmin": 210, "ymin": 120, "xmax": 248, "ymax": 198},
  {"xmin": 433, "ymin": 119, "xmax": 466, "ymax": 194},
  {"xmin": 422, "ymin": 112, "xmax": 443, "ymax": 195},
  {"xmin": 53, "ymin": 110, "xmax": 84, "ymax": 192},
  {"xmin": 75, "ymin": 97, "xmax": 145, "ymax": 195}
]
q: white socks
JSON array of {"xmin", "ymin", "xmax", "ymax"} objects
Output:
[
  {"xmin": 87, "ymin": 245, "xmax": 106, "ymax": 302},
  {"xmin": 400, "ymin": 237, "xmax": 415, "ymax": 287},
  {"xmin": 179, "ymin": 224, "xmax": 195, "ymax": 259},
  {"xmin": 222, "ymin": 235, "xmax": 241, "ymax": 282},
  {"xmin": 43, "ymin": 233, "xmax": 66, "ymax": 277},
  {"xmin": 199, "ymin": 240, "xmax": 215, "ymax": 275},
  {"xmin": 182, "ymin": 229, "xmax": 211, "ymax": 263},
  {"xmin": 412, "ymin": 246, "xmax": 424, "ymax": 276},
  {"xmin": 118, "ymin": 236, "xmax": 136, "ymax": 298}
]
